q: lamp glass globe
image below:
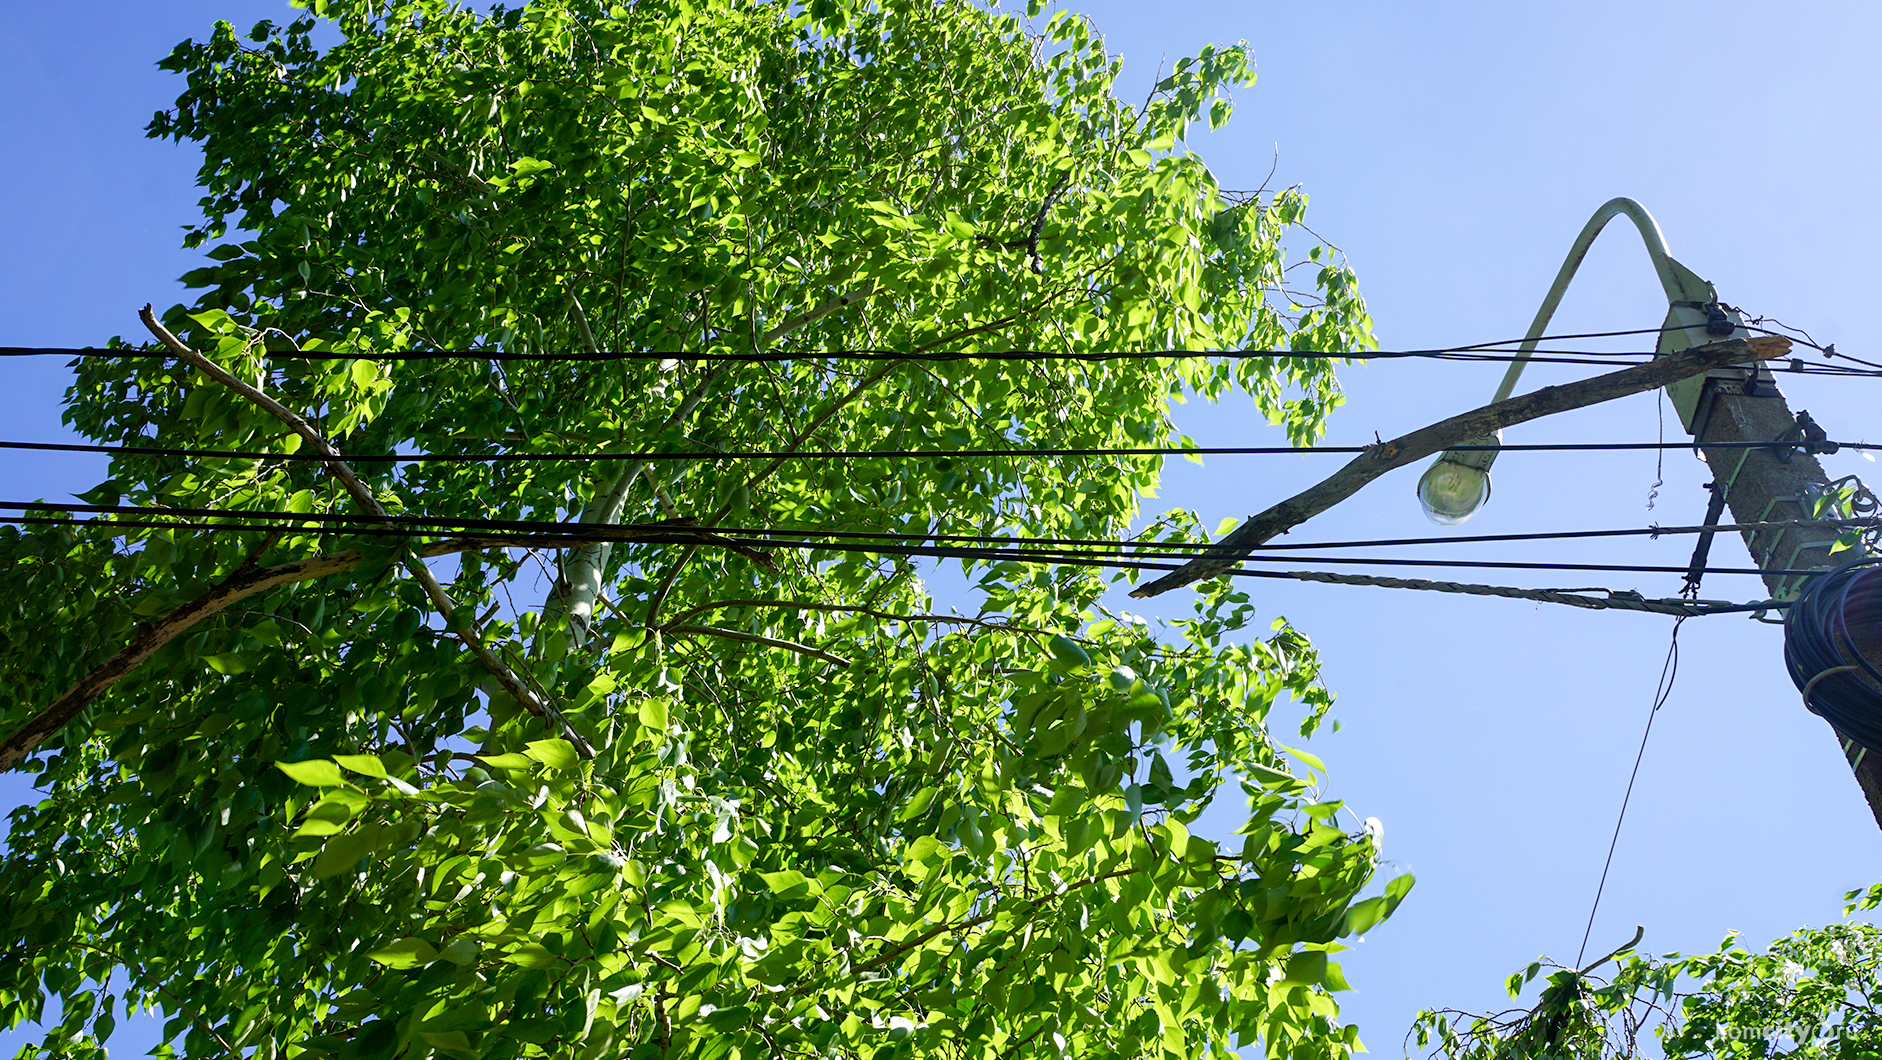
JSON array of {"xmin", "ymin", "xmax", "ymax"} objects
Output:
[{"xmin": 1417, "ymin": 460, "xmax": 1490, "ymax": 526}]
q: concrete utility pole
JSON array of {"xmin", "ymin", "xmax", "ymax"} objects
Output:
[
  {"xmin": 1464, "ymin": 198, "xmax": 1882, "ymax": 828},
  {"xmin": 1658, "ymin": 306, "xmax": 1882, "ymax": 827},
  {"xmin": 1140, "ymin": 196, "xmax": 1882, "ymax": 829}
]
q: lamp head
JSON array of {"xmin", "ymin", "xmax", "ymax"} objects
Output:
[{"xmin": 1417, "ymin": 453, "xmax": 1493, "ymax": 526}]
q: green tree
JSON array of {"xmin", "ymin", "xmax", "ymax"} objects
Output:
[
  {"xmin": 1412, "ymin": 886, "xmax": 1882, "ymax": 1059},
  {"xmin": 0, "ymin": 1, "xmax": 1392, "ymax": 1058}
]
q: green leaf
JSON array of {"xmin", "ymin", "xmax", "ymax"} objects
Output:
[
  {"xmin": 1047, "ymin": 634, "xmax": 1091, "ymax": 669},
  {"xmin": 897, "ymin": 786, "xmax": 938, "ymax": 822},
  {"xmin": 312, "ymin": 830, "xmax": 375, "ymax": 879},
  {"xmin": 639, "ymin": 699, "xmax": 669, "ymax": 730},
  {"xmin": 758, "ymin": 870, "xmax": 813, "ymax": 898},
  {"xmin": 1281, "ymin": 950, "xmax": 1327, "ymax": 985},
  {"xmin": 202, "ymin": 653, "xmax": 252, "ymax": 675},
  {"xmin": 1385, "ymin": 872, "xmax": 1416, "ymax": 906},
  {"xmin": 1343, "ymin": 896, "xmax": 1389, "ymax": 937},
  {"xmin": 439, "ymin": 937, "xmax": 480, "ymax": 966},
  {"xmin": 276, "ymin": 759, "xmax": 346, "ymax": 787},
  {"xmin": 367, "ymin": 938, "xmax": 440, "ymax": 969},
  {"xmin": 1277, "ymin": 743, "xmax": 1326, "ymax": 772},
  {"xmin": 421, "ymin": 1031, "xmax": 473, "ymax": 1052},
  {"xmin": 504, "ymin": 943, "xmax": 558, "ymax": 968},
  {"xmin": 1244, "ymin": 762, "xmax": 1298, "ymax": 788},
  {"xmin": 524, "ymin": 739, "xmax": 580, "ymax": 769},
  {"xmin": 476, "ymin": 752, "xmax": 533, "ymax": 770},
  {"xmin": 333, "ymin": 754, "xmax": 388, "ymax": 779}
]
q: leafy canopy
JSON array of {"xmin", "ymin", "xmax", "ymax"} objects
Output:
[
  {"xmin": 1413, "ymin": 887, "xmax": 1882, "ymax": 1060},
  {"xmin": 0, "ymin": 1, "xmax": 1392, "ymax": 1059}
]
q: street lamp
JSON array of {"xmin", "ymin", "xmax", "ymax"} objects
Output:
[{"xmin": 1416, "ymin": 196, "xmax": 1751, "ymax": 524}]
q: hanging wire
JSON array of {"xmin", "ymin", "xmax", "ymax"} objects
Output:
[
  {"xmin": 3, "ymin": 438, "xmax": 1876, "ymax": 466},
  {"xmin": 1575, "ymin": 618, "xmax": 1685, "ymax": 967},
  {"xmin": 0, "ymin": 503, "xmax": 1839, "ymax": 579},
  {"xmin": 0, "ymin": 514, "xmax": 1779, "ymax": 618},
  {"xmin": 4, "ymin": 500, "xmax": 1874, "ymax": 554},
  {"xmin": 0, "ymin": 321, "xmax": 1864, "ymax": 368}
]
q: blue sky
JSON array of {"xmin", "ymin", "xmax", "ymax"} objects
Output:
[{"xmin": 3, "ymin": 1, "xmax": 1880, "ymax": 1055}]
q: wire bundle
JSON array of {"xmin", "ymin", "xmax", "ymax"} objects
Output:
[{"xmin": 1786, "ymin": 556, "xmax": 1882, "ymax": 752}]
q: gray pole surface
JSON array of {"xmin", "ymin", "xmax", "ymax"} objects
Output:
[{"xmin": 1686, "ymin": 379, "xmax": 1882, "ymax": 827}]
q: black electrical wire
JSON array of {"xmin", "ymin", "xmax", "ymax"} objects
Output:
[
  {"xmin": 1575, "ymin": 616, "xmax": 1685, "ymax": 968},
  {"xmin": 4, "ymin": 437, "xmax": 1876, "ymax": 466},
  {"xmin": 7, "ymin": 498, "xmax": 1870, "ymax": 555},
  {"xmin": 0, "ymin": 345, "xmax": 1683, "ymax": 365},
  {"xmin": 0, "ymin": 504, "xmax": 1828, "ymax": 579},
  {"xmin": 10, "ymin": 350, "xmax": 1875, "ymax": 377},
  {"xmin": 1784, "ymin": 556, "xmax": 1882, "ymax": 754},
  {"xmin": 6, "ymin": 345, "xmax": 1872, "ymax": 381},
  {"xmin": 0, "ymin": 321, "xmax": 1849, "ymax": 364}
]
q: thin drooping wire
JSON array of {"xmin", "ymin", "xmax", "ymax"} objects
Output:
[
  {"xmin": 4, "ymin": 437, "xmax": 1875, "ymax": 465},
  {"xmin": 1575, "ymin": 617, "xmax": 1685, "ymax": 967},
  {"xmin": 1646, "ymin": 388, "xmax": 1665, "ymax": 512},
  {"xmin": 0, "ymin": 505, "xmax": 1833, "ymax": 579}
]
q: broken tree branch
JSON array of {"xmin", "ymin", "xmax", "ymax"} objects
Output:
[
  {"xmin": 138, "ymin": 305, "xmax": 595, "ymax": 758},
  {"xmin": 0, "ymin": 531, "xmax": 620, "ymax": 772},
  {"xmin": 1130, "ymin": 335, "xmax": 1791, "ymax": 598}
]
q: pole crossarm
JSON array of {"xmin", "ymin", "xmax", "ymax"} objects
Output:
[{"xmin": 1130, "ymin": 334, "xmax": 1791, "ymax": 598}]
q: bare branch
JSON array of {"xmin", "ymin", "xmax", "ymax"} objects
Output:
[{"xmin": 1130, "ymin": 335, "xmax": 1792, "ymax": 597}]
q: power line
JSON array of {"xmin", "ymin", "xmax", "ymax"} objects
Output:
[
  {"xmin": 8, "ymin": 498, "xmax": 1871, "ymax": 554},
  {"xmin": 4, "ymin": 437, "xmax": 1876, "ymax": 466},
  {"xmin": 1575, "ymin": 617, "xmax": 1684, "ymax": 967},
  {"xmin": 0, "ymin": 514, "xmax": 1785, "ymax": 619},
  {"xmin": 0, "ymin": 345, "xmax": 1695, "ymax": 367},
  {"xmin": 0, "ymin": 323, "xmax": 1862, "ymax": 369},
  {"xmin": 0, "ymin": 503, "xmax": 1835, "ymax": 579}
]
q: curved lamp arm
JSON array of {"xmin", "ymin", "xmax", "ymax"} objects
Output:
[
  {"xmin": 1416, "ymin": 197, "xmax": 1724, "ymax": 525},
  {"xmin": 1491, "ymin": 197, "xmax": 1710, "ymax": 403}
]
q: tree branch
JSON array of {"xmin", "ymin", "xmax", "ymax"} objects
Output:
[
  {"xmin": 659, "ymin": 598, "xmax": 1050, "ymax": 636},
  {"xmin": 759, "ymin": 286, "xmax": 877, "ymax": 347},
  {"xmin": 0, "ymin": 530, "xmax": 667, "ymax": 773},
  {"xmin": 543, "ymin": 363, "xmax": 733, "ymax": 647},
  {"xmin": 667, "ymin": 624, "xmax": 851, "ymax": 667},
  {"xmin": 138, "ymin": 306, "xmax": 596, "ymax": 758},
  {"xmin": 1130, "ymin": 335, "xmax": 1791, "ymax": 598}
]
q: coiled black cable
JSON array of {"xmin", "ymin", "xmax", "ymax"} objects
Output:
[{"xmin": 1785, "ymin": 556, "xmax": 1882, "ymax": 752}]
